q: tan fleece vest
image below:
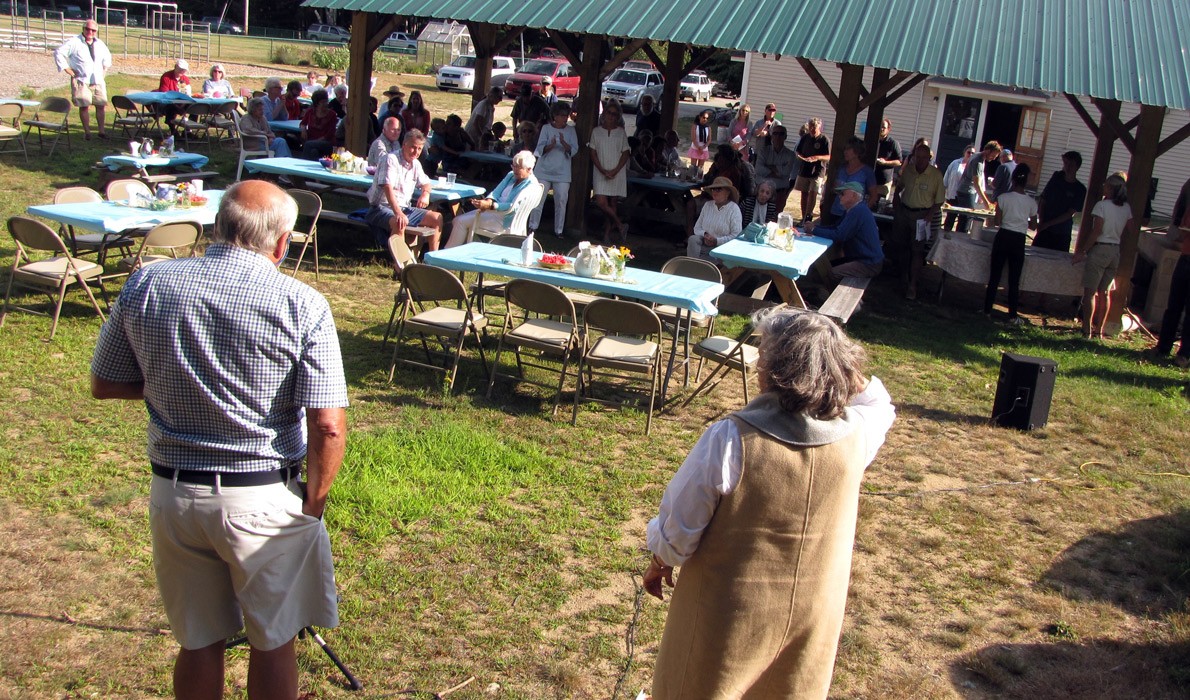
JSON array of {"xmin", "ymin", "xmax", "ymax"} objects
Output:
[{"xmin": 651, "ymin": 417, "xmax": 867, "ymax": 700}]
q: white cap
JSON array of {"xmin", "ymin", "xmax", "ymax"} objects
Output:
[{"xmin": 176, "ymin": 59, "xmax": 189, "ymax": 71}]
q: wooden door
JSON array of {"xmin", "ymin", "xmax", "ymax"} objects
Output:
[{"xmin": 1014, "ymin": 106, "xmax": 1051, "ymax": 189}]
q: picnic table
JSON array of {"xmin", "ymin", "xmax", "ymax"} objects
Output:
[
  {"xmin": 927, "ymin": 231, "xmax": 1085, "ymax": 298},
  {"xmin": 28, "ymin": 190, "xmax": 224, "ymax": 234},
  {"xmin": 0, "ymin": 98, "xmax": 41, "ymax": 108},
  {"xmin": 710, "ymin": 235, "xmax": 833, "ymax": 306},
  {"xmin": 457, "ymin": 149, "xmax": 512, "ymax": 184},
  {"xmin": 125, "ymin": 91, "xmax": 239, "ymax": 109},
  {"xmin": 242, "ymin": 157, "xmax": 485, "ymax": 206},
  {"xmin": 624, "ymin": 174, "xmax": 701, "ymax": 228},
  {"xmin": 424, "ymin": 242, "xmax": 724, "ymax": 402},
  {"xmin": 268, "ymin": 119, "xmax": 303, "ymax": 135},
  {"xmin": 102, "ymin": 152, "xmax": 211, "ymax": 179}
]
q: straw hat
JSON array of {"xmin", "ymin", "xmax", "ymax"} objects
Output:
[
  {"xmin": 382, "ymin": 85, "xmax": 405, "ymax": 98},
  {"xmin": 705, "ymin": 176, "xmax": 739, "ymax": 202}
]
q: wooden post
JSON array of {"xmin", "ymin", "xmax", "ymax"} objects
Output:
[
  {"xmin": 862, "ymin": 68, "xmax": 888, "ymax": 169},
  {"xmin": 565, "ymin": 34, "xmax": 606, "ymax": 236},
  {"xmin": 1108, "ymin": 104, "xmax": 1164, "ymax": 330},
  {"xmin": 659, "ymin": 42, "xmax": 686, "ymax": 136},
  {"xmin": 819, "ymin": 64, "xmax": 865, "ymax": 220},
  {"xmin": 345, "ymin": 12, "xmax": 377, "ymax": 156},
  {"xmin": 466, "ymin": 22, "xmax": 494, "ymax": 105},
  {"xmin": 1076, "ymin": 99, "xmax": 1119, "ymax": 250}
]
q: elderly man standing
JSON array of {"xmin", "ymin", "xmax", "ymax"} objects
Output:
[
  {"xmin": 466, "ymin": 86, "xmax": 503, "ymax": 145},
  {"xmin": 749, "ymin": 103, "xmax": 781, "ymax": 161},
  {"xmin": 794, "ymin": 117, "xmax": 830, "ymax": 223},
  {"xmin": 755, "ymin": 124, "xmax": 796, "ymax": 212},
  {"xmin": 891, "ymin": 143, "xmax": 946, "ymax": 299},
  {"xmin": 368, "ymin": 116, "xmax": 402, "ymax": 168},
  {"xmin": 54, "ymin": 19, "xmax": 111, "ymax": 140},
  {"xmin": 366, "ymin": 129, "xmax": 442, "ymax": 254},
  {"xmin": 990, "ymin": 149, "xmax": 1016, "ymax": 203},
  {"xmin": 635, "ymin": 94, "xmax": 661, "ymax": 137},
  {"xmin": 806, "ymin": 181, "xmax": 885, "ymax": 282},
  {"xmin": 90, "ymin": 180, "xmax": 348, "ymax": 700}
]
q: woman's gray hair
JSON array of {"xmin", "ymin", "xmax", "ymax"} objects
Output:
[
  {"xmin": 212, "ymin": 181, "xmax": 298, "ymax": 256},
  {"xmin": 754, "ymin": 308, "xmax": 866, "ymax": 419},
  {"xmin": 246, "ymin": 97, "xmax": 265, "ymax": 114},
  {"xmin": 210, "ymin": 63, "xmax": 224, "ymax": 77},
  {"xmin": 511, "ymin": 150, "xmax": 536, "ymax": 170},
  {"xmin": 264, "ymin": 76, "xmax": 282, "ymax": 90}
]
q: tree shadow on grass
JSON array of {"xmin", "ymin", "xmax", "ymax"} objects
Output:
[
  {"xmin": 950, "ymin": 638, "xmax": 1190, "ymax": 698},
  {"xmin": 1038, "ymin": 510, "xmax": 1190, "ymax": 619},
  {"xmin": 897, "ymin": 403, "xmax": 990, "ymax": 425}
]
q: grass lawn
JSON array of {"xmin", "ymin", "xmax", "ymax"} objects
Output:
[{"xmin": 0, "ymin": 72, "xmax": 1187, "ymax": 700}]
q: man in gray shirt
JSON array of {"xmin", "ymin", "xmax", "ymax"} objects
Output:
[{"xmin": 755, "ymin": 124, "xmax": 796, "ymax": 211}]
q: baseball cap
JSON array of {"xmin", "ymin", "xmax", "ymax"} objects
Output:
[
  {"xmin": 835, "ymin": 181, "xmax": 866, "ymax": 195},
  {"xmin": 540, "ymin": 76, "xmax": 552, "ymax": 85}
]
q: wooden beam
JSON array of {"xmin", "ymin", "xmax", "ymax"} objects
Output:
[
  {"xmin": 682, "ymin": 47, "xmax": 717, "ymax": 75},
  {"xmin": 1092, "ymin": 97, "xmax": 1138, "ymax": 153},
  {"xmin": 601, "ymin": 38, "xmax": 648, "ymax": 79},
  {"xmin": 856, "ymin": 70, "xmax": 915, "ymax": 112},
  {"xmin": 465, "ymin": 22, "xmax": 497, "ymax": 103},
  {"xmin": 659, "ymin": 42, "xmax": 686, "ymax": 134},
  {"xmin": 363, "ymin": 14, "xmax": 399, "ymax": 54},
  {"xmin": 1157, "ymin": 120, "xmax": 1190, "ymax": 158},
  {"xmin": 1076, "ymin": 99, "xmax": 1119, "ymax": 254},
  {"xmin": 545, "ymin": 29, "xmax": 583, "ymax": 68},
  {"xmin": 493, "ymin": 26, "xmax": 524, "ymax": 54},
  {"xmin": 345, "ymin": 11, "xmax": 385, "ymax": 155},
  {"xmin": 641, "ymin": 42, "xmax": 665, "ymax": 69},
  {"xmin": 565, "ymin": 34, "xmax": 606, "ymax": 237},
  {"xmin": 883, "ymin": 73, "xmax": 928, "ymax": 105},
  {"xmin": 862, "ymin": 68, "xmax": 889, "ymax": 170},
  {"xmin": 1109, "ymin": 104, "xmax": 1164, "ymax": 331},
  {"xmin": 797, "ymin": 58, "xmax": 838, "ymax": 111},
  {"xmin": 1064, "ymin": 94, "xmax": 1100, "ymax": 138},
  {"xmin": 819, "ymin": 64, "xmax": 865, "ymax": 220}
]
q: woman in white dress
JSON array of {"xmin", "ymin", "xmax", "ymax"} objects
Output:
[{"xmin": 589, "ymin": 100, "xmax": 631, "ymax": 244}]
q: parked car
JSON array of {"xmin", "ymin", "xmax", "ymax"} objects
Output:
[
  {"xmin": 436, "ymin": 55, "xmax": 517, "ymax": 92},
  {"xmin": 504, "ymin": 58, "xmax": 580, "ymax": 99},
  {"xmin": 600, "ymin": 68, "xmax": 663, "ymax": 112},
  {"xmin": 536, "ymin": 47, "xmax": 563, "ymax": 59},
  {"xmin": 383, "ymin": 31, "xmax": 416, "ymax": 51},
  {"xmin": 198, "ymin": 16, "xmax": 243, "ymax": 34},
  {"xmin": 623, "ymin": 60, "xmax": 655, "ymax": 71},
  {"xmin": 680, "ymin": 71, "xmax": 713, "ymax": 101},
  {"xmin": 306, "ymin": 23, "xmax": 350, "ymax": 43}
]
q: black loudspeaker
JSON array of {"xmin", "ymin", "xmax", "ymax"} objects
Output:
[{"xmin": 992, "ymin": 353, "xmax": 1057, "ymax": 430}]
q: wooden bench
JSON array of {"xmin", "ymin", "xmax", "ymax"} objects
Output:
[
  {"xmin": 318, "ymin": 209, "xmax": 436, "ymax": 249},
  {"xmin": 818, "ymin": 276, "xmax": 871, "ymax": 324}
]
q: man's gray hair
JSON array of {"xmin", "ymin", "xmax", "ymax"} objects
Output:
[
  {"xmin": 511, "ymin": 150, "xmax": 536, "ymax": 170},
  {"xmin": 754, "ymin": 308, "xmax": 866, "ymax": 419},
  {"xmin": 334, "ymin": 84, "xmax": 348, "ymax": 98},
  {"xmin": 213, "ymin": 181, "xmax": 298, "ymax": 256},
  {"xmin": 264, "ymin": 76, "xmax": 282, "ymax": 91},
  {"xmin": 403, "ymin": 128, "xmax": 426, "ymax": 144}
]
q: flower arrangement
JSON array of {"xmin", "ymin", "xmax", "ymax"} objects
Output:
[{"xmin": 603, "ymin": 245, "xmax": 633, "ymax": 280}]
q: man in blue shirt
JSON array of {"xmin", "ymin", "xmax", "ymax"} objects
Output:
[
  {"xmin": 807, "ymin": 181, "xmax": 885, "ymax": 281},
  {"xmin": 91, "ymin": 180, "xmax": 349, "ymax": 699}
]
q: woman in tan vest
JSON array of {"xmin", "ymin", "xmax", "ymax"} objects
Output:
[{"xmin": 644, "ymin": 309, "xmax": 895, "ymax": 699}]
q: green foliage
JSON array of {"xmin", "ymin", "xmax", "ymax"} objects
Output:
[
  {"xmin": 311, "ymin": 46, "xmax": 350, "ymax": 71},
  {"xmin": 269, "ymin": 44, "xmax": 306, "ymax": 66}
]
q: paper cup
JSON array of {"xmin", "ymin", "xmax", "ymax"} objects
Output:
[{"xmin": 129, "ymin": 141, "xmax": 140, "ymax": 156}]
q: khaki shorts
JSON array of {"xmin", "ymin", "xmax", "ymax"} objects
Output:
[
  {"xmin": 149, "ymin": 474, "xmax": 338, "ymax": 651},
  {"xmin": 1082, "ymin": 243, "xmax": 1120, "ymax": 292},
  {"xmin": 794, "ymin": 174, "xmax": 822, "ymax": 192},
  {"xmin": 71, "ymin": 79, "xmax": 108, "ymax": 108}
]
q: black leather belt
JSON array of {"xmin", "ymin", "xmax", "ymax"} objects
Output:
[
  {"xmin": 152, "ymin": 464, "xmax": 300, "ymax": 487},
  {"xmin": 900, "ymin": 204, "xmax": 930, "ymax": 211}
]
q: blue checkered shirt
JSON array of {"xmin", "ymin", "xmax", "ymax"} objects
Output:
[{"xmin": 91, "ymin": 244, "xmax": 349, "ymax": 472}]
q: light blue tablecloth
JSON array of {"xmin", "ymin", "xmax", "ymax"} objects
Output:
[
  {"xmin": 710, "ymin": 236, "xmax": 833, "ymax": 281},
  {"xmin": 627, "ymin": 175, "xmax": 702, "ymax": 193},
  {"xmin": 425, "ymin": 242, "xmax": 724, "ymax": 315},
  {"xmin": 28, "ymin": 191, "xmax": 224, "ymax": 234},
  {"xmin": 0, "ymin": 98, "xmax": 40, "ymax": 108},
  {"xmin": 102, "ymin": 153, "xmax": 211, "ymax": 171},
  {"xmin": 460, "ymin": 150, "xmax": 513, "ymax": 165},
  {"xmin": 268, "ymin": 119, "xmax": 302, "ymax": 134},
  {"xmin": 243, "ymin": 157, "xmax": 486, "ymax": 203},
  {"xmin": 125, "ymin": 91, "xmax": 238, "ymax": 108}
]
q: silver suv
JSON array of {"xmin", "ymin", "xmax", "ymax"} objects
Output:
[
  {"xmin": 307, "ymin": 24, "xmax": 350, "ymax": 43},
  {"xmin": 601, "ymin": 68, "xmax": 664, "ymax": 112}
]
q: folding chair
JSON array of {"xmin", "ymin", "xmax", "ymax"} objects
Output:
[
  {"xmin": 206, "ymin": 102, "xmax": 241, "ymax": 146},
  {"xmin": 572, "ymin": 298, "xmax": 663, "ymax": 434},
  {"xmin": 0, "ymin": 103, "xmax": 28, "ymax": 162},
  {"xmin": 236, "ymin": 125, "xmax": 275, "ymax": 181},
  {"xmin": 486, "ymin": 279, "xmax": 579, "ymax": 415},
  {"xmin": 1, "ymin": 216, "xmax": 106, "ymax": 340},
  {"xmin": 52, "ymin": 186, "xmax": 134, "ymax": 264},
  {"xmin": 177, "ymin": 102, "xmax": 213, "ymax": 151},
  {"xmin": 23, "ymin": 96, "xmax": 72, "ymax": 156},
  {"xmin": 465, "ymin": 181, "xmax": 544, "ymax": 243},
  {"xmin": 106, "ymin": 178, "xmax": 153, "ymax": 202},
  {"xmin": 380, "ymin": 234, "xmax": 418, "ymax": 348},
  {"xmin": 471, "ymin": 232, "xmax": 542, "ymax": 316},
  {"xmin": 284, "ymin": 189, "xmax": 321, "ymax": 280},
  {"xmin": 388, "ymin": 263, "xmax": 488, "ymax": 391},
  {"xmin": 114, "ymin": 220, "xmax": 203, "ymax": 274},
  {"xmin": 109, "ymin": 95, "xmax": 153, "ymax": 139},
  {"xmin": 679, "ymin": 323, "xmax": 761, "ymax": 408},
  {"xmin": 654, "ymin": 255, "xmax": 721, "ymax": 387}
]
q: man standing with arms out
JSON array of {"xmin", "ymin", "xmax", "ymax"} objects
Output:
[
  {"xmin": 990, "ymin": 149, "xmax": 1016, "ymax": 203},
  {"xmin": 955, "ymin": 140, "xmax": 1002, "ymax": 233},
  {"xmin": 892, "ymin": 143, "xmax": 946, "ymax": 299},
  {"xmin": 54, "ymin": 19, "xmax": 111, "ymax": 140},
  {"xmin": 794, "ymin": 117, "xmax": 830, "ymax": 223},
  {"xmin": 873, "ymin": 118, "xmax": 902, "ymax": 200},
  {"xmin": 366, "ymin": 129, "xmax": 442, "ymax": 255},
  {"xmin": 90, "ymin": 180, "xmax": 349, "ymax": 700},
  {"xmin": 754, "ymin": 124, "xmax": 796, "ymax": 212},
  {"xmin": 806, "ymin": 181, "xmax": 885, "ymax": 283},
  {"xmin": 1033, "ymin": 150, "xmax": 1087, "ymax": 252},
  {"xmin": 466, "ymin": 86, "xmax": 503, "ymax": 145},
  {"xmin": 749, "ymin": 103, "xmax": 780, "ymax": 162}
]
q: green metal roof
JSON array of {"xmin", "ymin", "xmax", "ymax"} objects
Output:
[{"xmin": 302, "ymin": 0, "xmax": 1190, "ymax": 110}]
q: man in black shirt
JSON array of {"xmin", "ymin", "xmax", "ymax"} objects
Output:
[
  {"xmin": 874, "ymin": 118, "xmax": 902, "ymax": 198},
  {"xmin": 794, "ymin": 117, "xmax": 830, "ymax": 222},
  {"xmin": 510, "ymin": 84, "xmax": 550, "ymax": 130},
  {"xmin": 635, "ymin": 95, "xmax": 661, "ymax": 137},
  {"xmin": 1033, "ymin": 151, "xmax": 1087, "ymax": 252}
]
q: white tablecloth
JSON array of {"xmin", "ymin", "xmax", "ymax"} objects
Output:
[{"xmin": 928, "ymin": 232, "xmax": 1085, "ymax": 296}]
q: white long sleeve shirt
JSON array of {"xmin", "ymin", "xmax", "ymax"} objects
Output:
[
  {"xmin": 54, "ymin": 34, "xmax": 112, "ymax": 87},
  {"xmin": 693, "ymin": 200, "xmax": 742, "ymax": 245},
  {"xmin": 646, "ymin": 378, "xmax": 895, "ymax": 566}
]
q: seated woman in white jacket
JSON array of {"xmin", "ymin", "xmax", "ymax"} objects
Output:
[
  {"xmin": 445, "ymin": 150, "xmax": 542, "ymax": 248},
  {"xmin": 686, "ymin": 176, "xmax": 743, "ymax": 261}
]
